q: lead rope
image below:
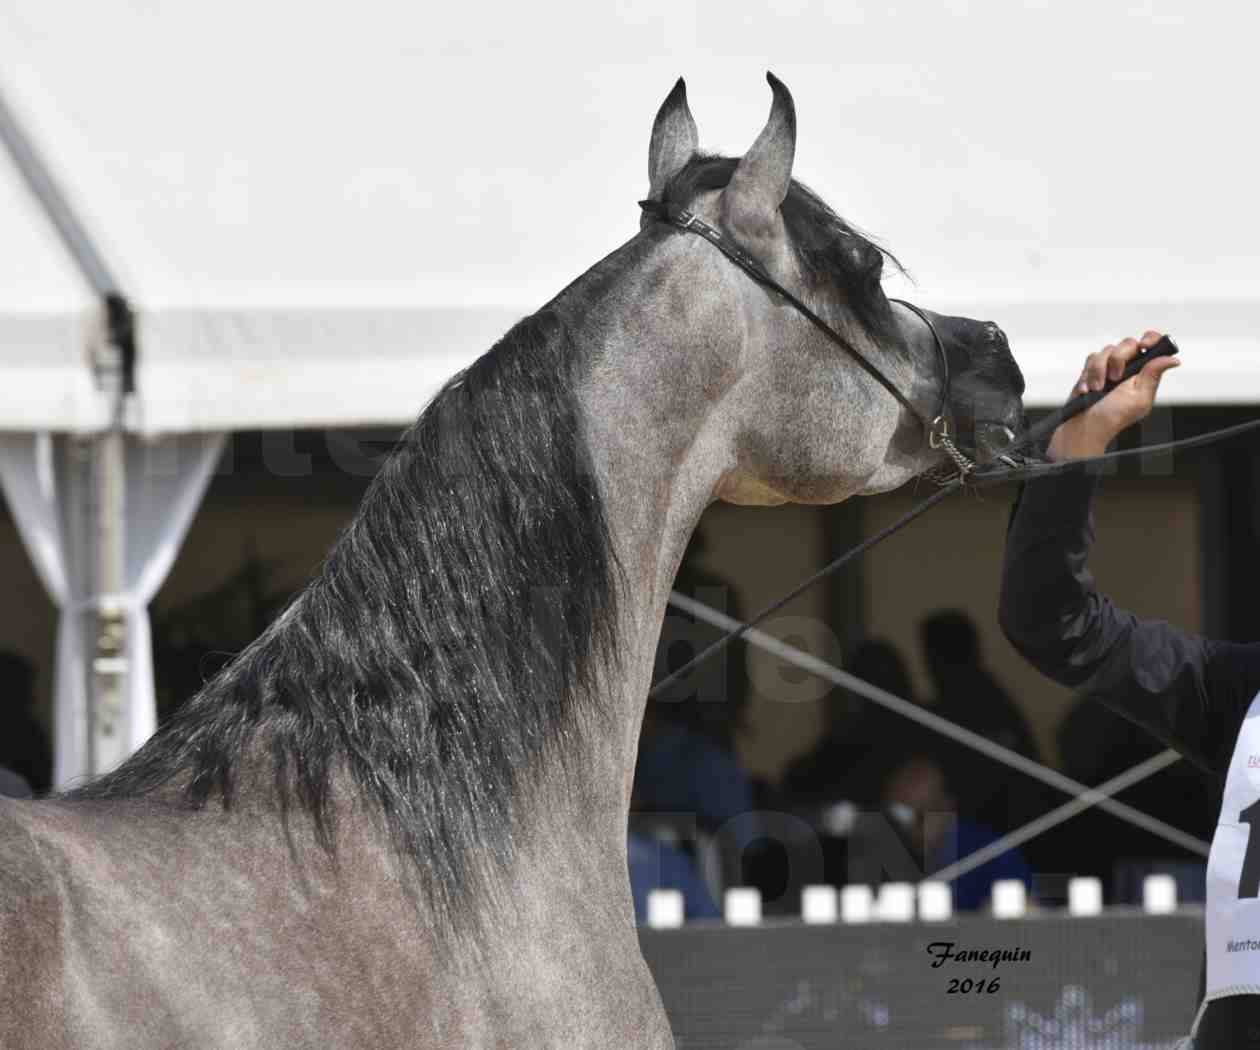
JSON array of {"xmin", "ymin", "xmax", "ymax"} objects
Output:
[
  {"xmin": 648, "ymin": 479, "xmax": 962, "ymax": 699},
  {"xmin": 922, "ymin": 334, "xmax": 1181, "ymax": 487}
]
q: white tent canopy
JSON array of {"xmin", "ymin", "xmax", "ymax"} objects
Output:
[
  {"xmin": 2, "ymin": 1, "xmax": 1259, "ymax": 786},
  {"xmin": 3, "ymin": 0, "xmax": 1260, "ymax": 433}
]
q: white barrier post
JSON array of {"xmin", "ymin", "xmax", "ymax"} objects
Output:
[
  {"xmin": 918, "ymin": 881, "xmax": 952, "ymax": 922},
  {"xmin": 992, "ymin": 880, "xmax": 1027, "ymax": 918},
  {"xmin": 1144, "ymin": 874, "xmax": 1178, "ymax": 915},
  {"xmin": 801, "ymin": 885, "xmax": 838, "ymax": 925},
  {"xmin": 646, "ymin": 889, "xmax": 684, "ymax": 929},
  {"xmin": 724, "ymin": 887, "xmax": 762, "ymax": 926},
  {"xmin": 1068, "ymin": 877, "xmax": 1103, "ymax": 917},
  {"xmin": 877, "ymin": 882, "xmax": 915, "ymax": 923},
  {"xmin": 841, "ymin": 884, "xmax": 874, "ymax": 924}
]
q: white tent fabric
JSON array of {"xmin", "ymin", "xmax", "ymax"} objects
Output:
[
  {"xmin": 0, "ymin": 432, "xmax": 224, "ymax": 788},
  {"xmin": 2, "ymin": 0, "xmax": 1259, "ymax": 431},
  {"xmin": 0, "ymin": 435, "xmax": 89, "ymax": 787}
]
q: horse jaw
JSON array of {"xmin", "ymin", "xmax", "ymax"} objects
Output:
[
  {"xmin": 856, "ymin": 459, "xmax": 939, "ymax": 495},
  {"xmin": 714, "ymin": 473, "xmax": 790, "ymax": 506},
  {"xmin": 853, "ymin": 429, "xmax": 945, "ymax": 495}
]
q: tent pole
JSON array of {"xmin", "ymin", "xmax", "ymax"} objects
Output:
[
  {"xmin": 1, "ymin": 85, "xmax": 138, "ymax": 778},
  {"xmin": 89, "ymin": 348, "xmax": 128, "ymax": 775},
  {"xmin": 86, "ymin": 298, "xmax": 135, "ymax": 775},
  {"xmin": 0, "ymin": 90, "xmax": 121, "ymax": 296}
]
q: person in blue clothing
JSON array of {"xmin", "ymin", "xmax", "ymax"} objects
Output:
[{"xmin": 632, "ymin": 712, "xmax": 755, "ymax": 832}]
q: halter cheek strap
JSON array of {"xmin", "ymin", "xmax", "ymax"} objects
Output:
[
  {"xmin": 637, "ymin": 198, "xmax": 953, "ymax": 450},
  {"xmin": 886, "ymin": 296, "xmax": 972, "ymax": 476}
]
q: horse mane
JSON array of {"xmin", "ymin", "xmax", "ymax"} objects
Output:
[
  {"xmin": 68, "ymin": 308, "xmax": 620, "ymax": 930},
  {"xmin": 660, "ymin": 153, "xmax": 906, "ymax": 344}
]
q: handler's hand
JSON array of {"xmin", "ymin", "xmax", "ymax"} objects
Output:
[{"xmin": 1047, "ymin": 331, "xmax": 1182, "ymax": 461}]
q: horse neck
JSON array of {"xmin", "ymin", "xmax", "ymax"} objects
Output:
[{"xmin": 558, "ymin": 252, "xmax": 741, "ymax": 825}]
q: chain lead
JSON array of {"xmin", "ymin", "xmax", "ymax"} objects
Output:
[{"xmin": 929, "ymin": 416, "xmax": 976, "ymax": 479}]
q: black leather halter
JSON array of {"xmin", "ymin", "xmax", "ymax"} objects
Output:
[{"xmin": 637, "ymin": 198, "xmax": 967, "ymax": 468}]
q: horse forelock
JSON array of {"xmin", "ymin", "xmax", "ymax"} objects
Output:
[{"xmin": 68, "ymin": 308, "xmax": 621, "ymax": 938}]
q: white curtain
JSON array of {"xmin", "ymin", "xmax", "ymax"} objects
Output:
[{"xmin": 0, "ymin": 431, "xmax": 225, "ymax": 789}]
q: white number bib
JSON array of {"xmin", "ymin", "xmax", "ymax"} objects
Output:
[{"xmin": 1204, "ymin": 690, "xmax": 1260, "ymax": 1001}]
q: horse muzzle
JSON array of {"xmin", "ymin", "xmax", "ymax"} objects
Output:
[{"xmin": 973, "ymin": 421, "xmax": 1026, "ymax": 469}]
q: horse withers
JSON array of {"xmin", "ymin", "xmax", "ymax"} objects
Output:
[{"xmin": 0, "ymin": 75, "xmax": 1024, "ymax": 1049}]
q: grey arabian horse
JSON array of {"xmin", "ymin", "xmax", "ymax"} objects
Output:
[{"xmin": 0, "ymin": 75, "xmax": 1024, "ymax": 1048}]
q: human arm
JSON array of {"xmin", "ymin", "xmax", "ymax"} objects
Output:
[{"xmin": 999, "ymin": 335, "xmax": 1260, "ymax": 775}]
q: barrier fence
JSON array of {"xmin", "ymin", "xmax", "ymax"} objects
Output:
[{"xmin": 640, "ymin": 911, "xmax": 1201, "ymax": 1049}]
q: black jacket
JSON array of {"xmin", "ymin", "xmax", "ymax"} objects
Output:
[{"xmin": 1000, "ymin": 469, "xmax": 1260, "ymax": 781}]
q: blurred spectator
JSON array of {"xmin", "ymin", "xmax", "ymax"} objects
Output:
[
  {"xmin": 0, "ymin": 650, "xmax": 50, "ymax": 794},
  {"xmin": 921, "ymin": 610, "xmax": 1039, "ymax": 758},
  {"xmin": 880, "ymin": 748, "xmax": 1031, "ymax": 911},
  {"xmin": 781, "ymin": 638, "xmax": 917, "ymax": 808},
  {"xmin": 634, "ymin": 708, "xmax": 754, "ymax": 832},
  {"xmin": 919, "ymin": 609, "xmax": 1043, "ymax": 833}
]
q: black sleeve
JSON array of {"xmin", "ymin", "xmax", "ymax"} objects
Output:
[{"xmin": 998, "ymin": 468, "xmax": 1260, "ymax": 777}]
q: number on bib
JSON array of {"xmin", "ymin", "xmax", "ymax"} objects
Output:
[{"xmin": 1238, "ymin": 798, "xmax": 1260, "ymax": 899}]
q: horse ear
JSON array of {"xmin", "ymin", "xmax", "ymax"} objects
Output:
[
  {"xmin": 647, "ymin": 77, "xmax": 698, "ymax": 201},
  {"xmin": 721, "ymin": 72, "xmax": 796, "ymax": 240}
]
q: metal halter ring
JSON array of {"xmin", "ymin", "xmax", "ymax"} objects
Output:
[{"xmin": 929, "ymin": 415, "xmax": 976, "ymax": 478}]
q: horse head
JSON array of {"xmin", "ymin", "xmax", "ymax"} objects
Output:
[{"xmin": 632, "ymin": 73, "xmax": 1026, "ymax": 506}]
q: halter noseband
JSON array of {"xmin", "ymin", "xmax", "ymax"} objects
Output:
[
  {"xmin": 886, "ymin": 296, "xmax": 975, "ymax": 478},
  {"xmin": 637, "ymin": 199, "xmax": 969, "ymax": 474}
]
